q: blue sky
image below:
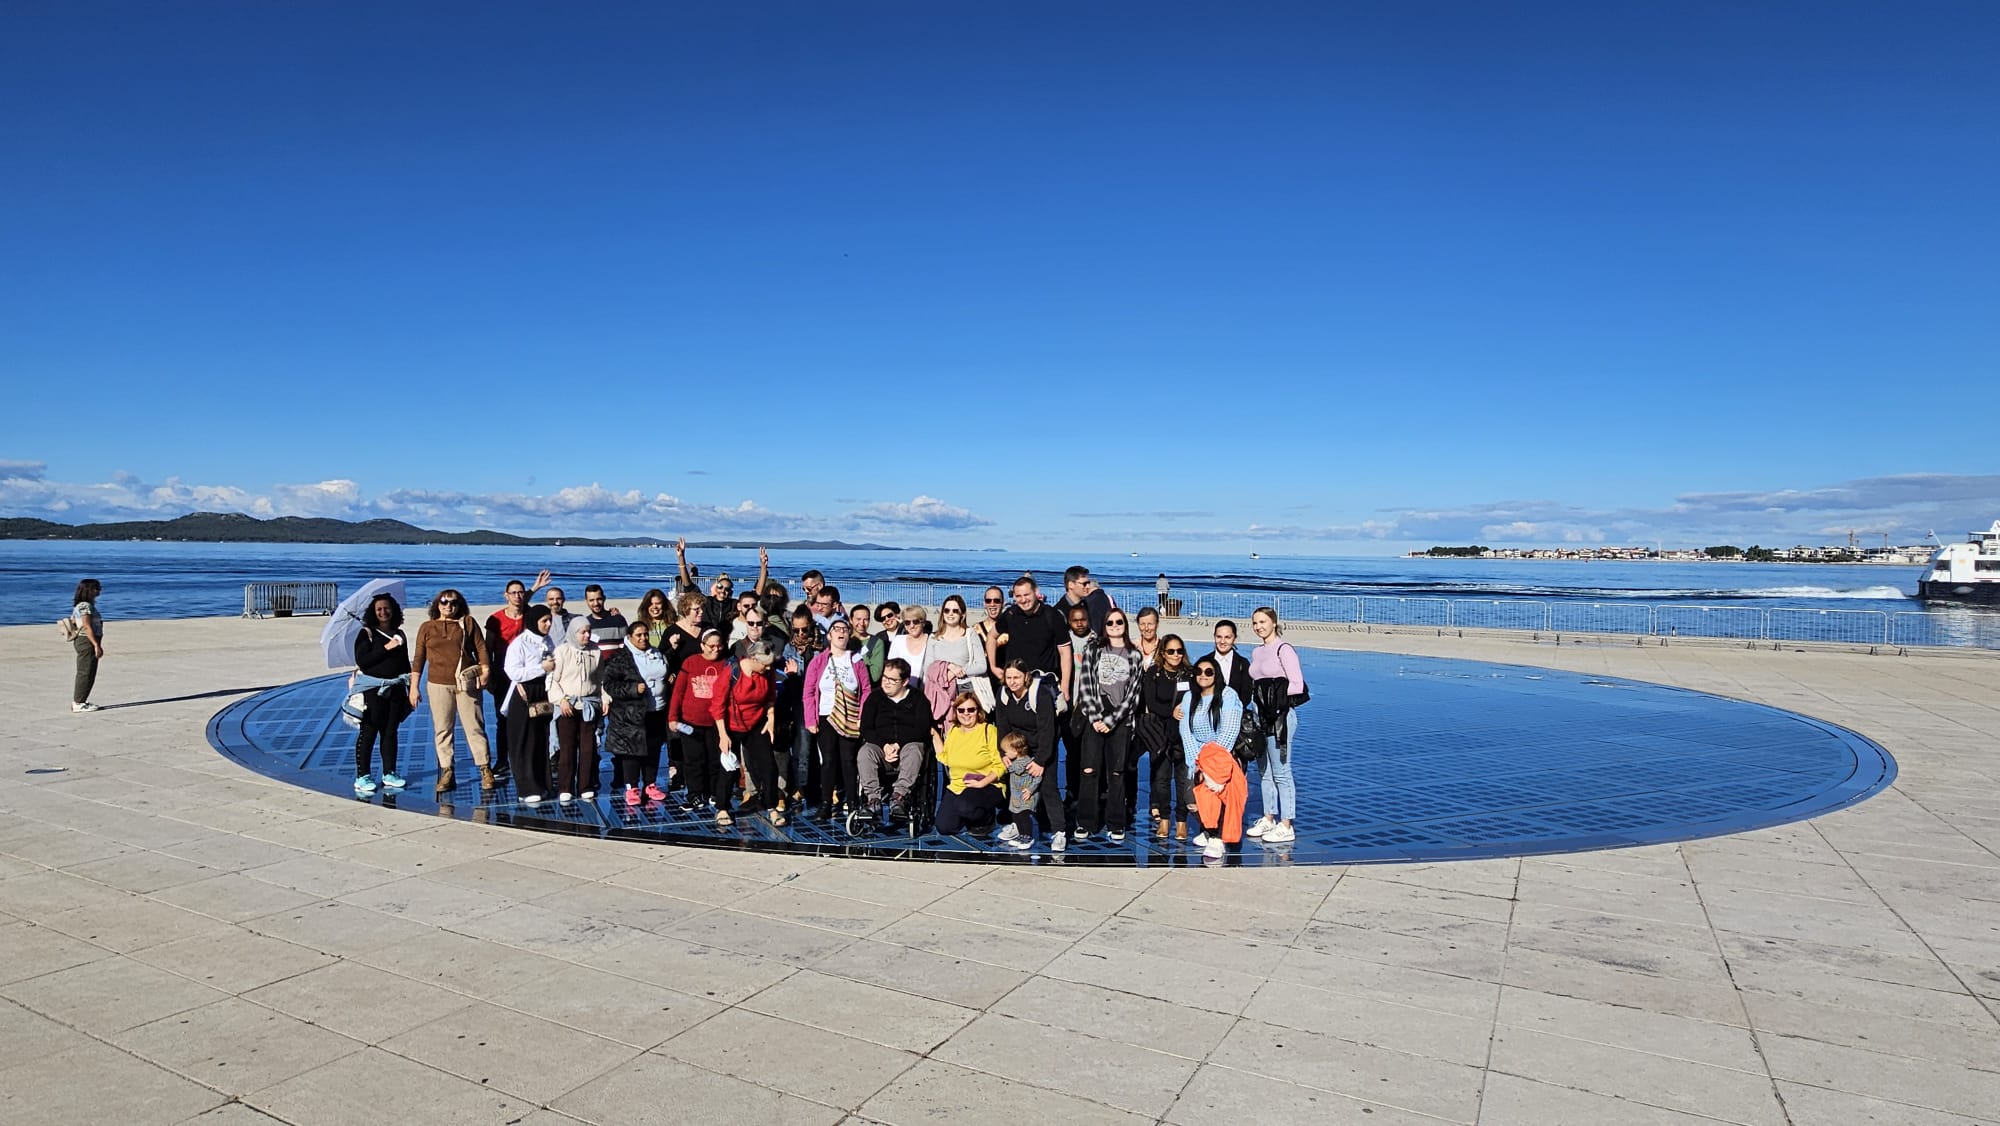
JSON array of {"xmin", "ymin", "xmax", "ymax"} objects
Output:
[{"xmin": 3, "ymin": 2, "xmax": 1995, "ymax": 552}]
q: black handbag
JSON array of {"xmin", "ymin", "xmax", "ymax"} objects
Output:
[{"xmin": 1232, "ymin": 707, "xmax": 1266, "ymax": 764}]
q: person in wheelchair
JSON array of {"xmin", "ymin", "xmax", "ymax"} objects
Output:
[{"xmin": 855, "ymin": 658, "xmax": 933, "ymax": 822}]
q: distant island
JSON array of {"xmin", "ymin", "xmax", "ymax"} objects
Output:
[{"xmin": 0, "ymin": 512, "xmax": 896, "ymax": 551}]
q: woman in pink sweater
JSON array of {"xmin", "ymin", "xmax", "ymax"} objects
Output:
[{"xmin": 1246, "ymin": 606, "xmax": 1307, "ymax": 844}]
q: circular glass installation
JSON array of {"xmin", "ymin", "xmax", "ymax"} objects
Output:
[{"xmin": 207, "ymin": 648, "xmax": 1895, "ymax": 867}]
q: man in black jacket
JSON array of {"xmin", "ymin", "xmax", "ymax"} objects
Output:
[
  {"xmin": 855, "ymin": 659, "xmax": 932, "ymax": 817},
  {"xmin": 996, "ymin": 575, "xmax": 1066, "ymax": 678}
]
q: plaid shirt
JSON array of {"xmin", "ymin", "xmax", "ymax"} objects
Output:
[{"xmin": 1075, "ymin": 637, "xmax": 1144, "ymax": 729}]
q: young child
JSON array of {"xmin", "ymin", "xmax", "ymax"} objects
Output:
[{"xmin": 998, "ymin": 731, "xmax": 1038, "ymax": 851}]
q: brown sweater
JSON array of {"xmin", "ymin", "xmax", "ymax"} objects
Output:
[{"xmin": 411, "ymin": 617, "xmax": 490, "ymax": 687}]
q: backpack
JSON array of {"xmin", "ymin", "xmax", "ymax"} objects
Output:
[
  {"xmin": 1026, "ymin": 669, "xmax": 1068, "ymax": 715},
  {"xmin": 58, "ymin": 616, "xmax": 80, "ymax": 642}
]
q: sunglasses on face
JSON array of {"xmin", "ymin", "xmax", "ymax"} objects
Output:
[
  {"xmin": 954, "ymin": 705, "xmax": 979, "ymax": 714},
  {"xmin": 439, "ymin": 599, "xmax": 461, "ymax": 607},
  {"xmin": 1164, "ymin": 646, "xmax": 1184, "ymax": 654},
  {"xmin": 984, "ymin": 598, "xmax": 1002, "ymax": 605},
  {"xmin": 1195, "ymin": 669, "xmax": 1216, "ymax": 678}
]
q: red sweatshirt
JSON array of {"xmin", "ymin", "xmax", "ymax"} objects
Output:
[
  {"xmin": 669, "ymin": 654, "xmax": 730, "ymax": 729},
  {"xmin": 723, "ymin": 670, "xmax": 774, "ymax": 733}
]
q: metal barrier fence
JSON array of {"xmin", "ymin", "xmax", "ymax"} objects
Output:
[
  {"xmin": 243, "ymin": 582, "xmax": 340, "ymax": 618},
  {"xmin": 854, "ymin": 582, "xmax": 2000, "ymax": 652}
]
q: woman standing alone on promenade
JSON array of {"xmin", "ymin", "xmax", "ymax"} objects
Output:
[
  {"xmin": 409, "ymin": 589, "xmax": 495, "ymax": 794},
  {"xmin": 70, "ymin": 578, "xmax": 104, "ymax": 712}
]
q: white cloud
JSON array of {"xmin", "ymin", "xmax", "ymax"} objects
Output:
[
  {"xmin": 847, "ymin": 495, "xmax": 993, "ymax": 530},
  {"xmin": 0, "ymin": 465, "xmax": 993, "ymax": 542}
]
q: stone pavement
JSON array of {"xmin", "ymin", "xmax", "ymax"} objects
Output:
[{"xmin": 2, "ymin": 615, "xmax": 1996, "ymax": 1126}]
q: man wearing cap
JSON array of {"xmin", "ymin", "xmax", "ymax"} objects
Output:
[{"xmin": 675, "ymin": 539, "xmax": 770, "ymax": 637}]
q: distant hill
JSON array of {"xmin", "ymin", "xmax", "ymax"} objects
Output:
[{"xmin": 0, "ymin": 512, "xmax": 895, "ymax": 551}]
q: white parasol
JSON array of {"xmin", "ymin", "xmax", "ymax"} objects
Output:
[{"xmin": 320, "ymin": 578, "xmax": 408, "ymax": 669}]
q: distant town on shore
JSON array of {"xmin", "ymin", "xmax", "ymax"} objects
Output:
[{"xmin": 1413, "ymin": 542, "xmax": 1931, "ymax": 564}]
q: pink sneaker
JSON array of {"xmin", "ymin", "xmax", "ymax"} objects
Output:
[
  {"xmin": 624, "ymin": 785, "xmax": 642, "ymax": 807},
  {"xmin": 644, "ymin": 783, "xmax": 667, "ymax": 802}
]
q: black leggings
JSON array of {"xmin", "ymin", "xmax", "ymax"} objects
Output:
[
  {"xmin": 355, "ymin": 692, "xmax": 400, "ymax": 778},
  {"xmin": 732, "ymin": 727, "xmax": 777, "ymax": 811},
  {"xmin": 816, "ymin": 725, "xmax": 861, "ymax": 809}
]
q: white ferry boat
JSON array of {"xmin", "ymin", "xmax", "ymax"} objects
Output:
[{"xmin": 1918, "ymin": 520, "xmax": 2000, "ymax": 602}]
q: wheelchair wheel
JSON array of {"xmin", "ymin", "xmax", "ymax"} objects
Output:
[{"xmin": 844, "ymin": 806, "xmax": 866, "ymax": 836}]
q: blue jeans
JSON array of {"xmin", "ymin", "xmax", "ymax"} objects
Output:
[{"xmin": 1258, "ymin": 710, "xmax": 1299, "ymax": 822}]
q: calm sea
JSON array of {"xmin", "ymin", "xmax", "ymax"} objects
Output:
[{"xmin": 0, "ymin": 540, "xmax": 1931, "ymax": 627}]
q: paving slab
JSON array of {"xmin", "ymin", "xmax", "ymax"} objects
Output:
[{"xmin": 7, "ymin": 615, "xmax": 2000, "ymax": 1125}]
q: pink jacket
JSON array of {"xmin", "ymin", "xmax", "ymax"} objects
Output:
[{"xmin": 802, "ymin": 648, "xmax": 872, "ymax": 728}]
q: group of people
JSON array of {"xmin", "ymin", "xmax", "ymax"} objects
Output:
[{"xmin": 348, "ymin": 546, "xmax": 1310, "ymax": 858}]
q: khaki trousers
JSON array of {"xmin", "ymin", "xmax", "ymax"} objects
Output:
[{"xmin": 427, "ymin": 685, "xmax": 491, "ymax": 769}]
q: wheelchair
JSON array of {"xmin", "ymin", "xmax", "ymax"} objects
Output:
[{"xmin": 843, "ymin": 741, "xmax": 937, "ymax": 839}]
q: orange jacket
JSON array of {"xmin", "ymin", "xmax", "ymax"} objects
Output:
[{"xmin": 1193, "ymin": 741, "xmax": 1249, "ymax": 844}]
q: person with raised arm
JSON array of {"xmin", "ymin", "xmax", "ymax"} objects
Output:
[{"xmin": 675, "ymin": 539, "xmax": 769, "ymax": 635}]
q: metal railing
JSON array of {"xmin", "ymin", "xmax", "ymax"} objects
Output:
[
  {"xmin": 856, "ymin": 582, "xmax": 2000, "ymax": 652},
  {"xmin": 243, "ymin": 581, "xmax": 340, "ymax": 619}
]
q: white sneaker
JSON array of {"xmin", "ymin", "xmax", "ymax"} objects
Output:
[
  {"xmin": 1192, "ymin": 831, "xmax": 1212, "ymax": 847},
  {"xmin": 522, "ymin": 795, "xmax": 542, "ymax": 805},
  {"xmin": 1071, "ymin": 829, "xmax": 1091, "ymax": 843},
  {"xmin": 1106, "ymin": 829, "xmax": 1125, "ymax": 842},
  {"xmin": 1203, "ymin": 838, "xmax": 1226, "ymax": 859},
  {"xmin": 1050, "ymin": 831, "xmax": 1067, "ymax": 853},
  {"xmin": 1247, "ymin": 817, "xmax": 1275, "ymax": 838},
  {"xmin": 1262, "ymin": 822, "xmax": 1295, "ymax": 844},
  {"xmin": 997, "ymin": 824, "xmax": 1020, "ymax": 842},
  {"xmin": 1004, "ymin": 835, "xmax": 1032, "ymax": 851},
  {"xmin": 580, "ymin": 791, "xmax": 596, "ymax": 800},
  {"xmin": 70, "ymin": 701, "xmax": 101, "ymax": 713},
  {"xmin": 558, "ymin": 792, "xmax": 574, "ymax": 803}
]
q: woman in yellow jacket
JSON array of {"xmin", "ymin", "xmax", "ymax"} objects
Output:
[{"xmin": 935, "ymin": 690, "xmax": 1005, "ymax": 835}]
